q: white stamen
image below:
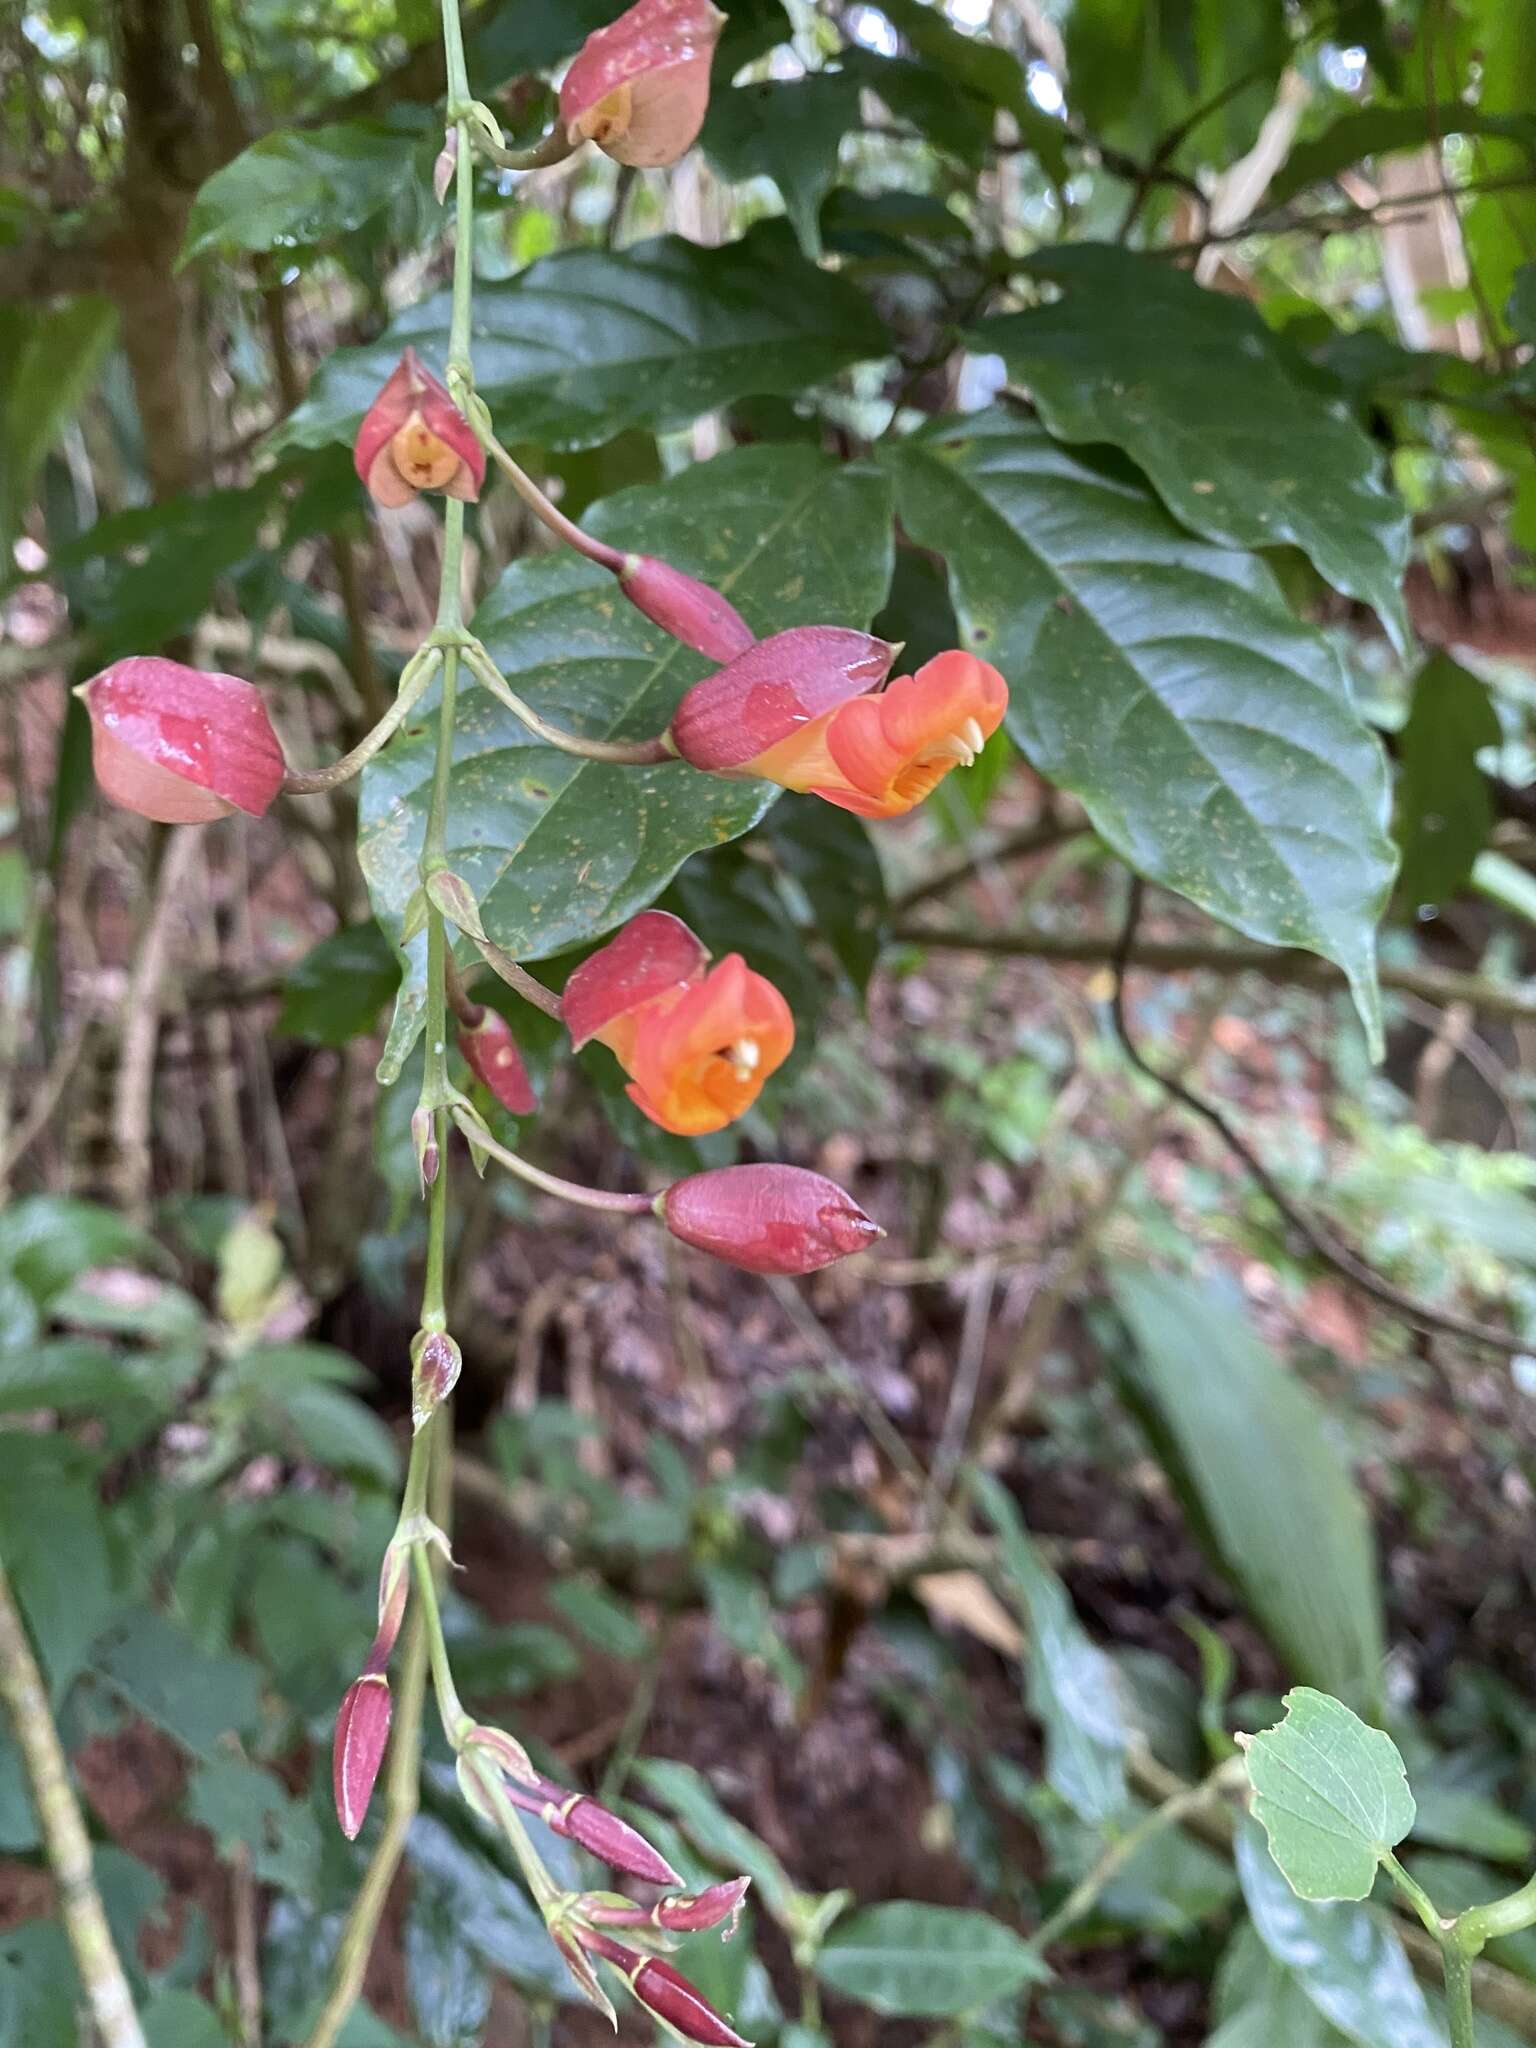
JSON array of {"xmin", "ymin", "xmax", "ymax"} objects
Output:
[{"xmin": 727, "ymin": 1038, "xmax": 761, "ymax": 1081}]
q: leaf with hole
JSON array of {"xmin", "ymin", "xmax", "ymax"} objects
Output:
[{"xmin": 1240, "ymin": 1688, "xmax": 1415, "ymax": 1902}]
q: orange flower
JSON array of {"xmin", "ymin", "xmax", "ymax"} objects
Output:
[
  {"xmin": 748, "ymin": 650, "xmax": 1008, "ymax": 818},
  {"xmin": 562, "ymin": 913, "xmax": 793, "ymax": 1137}
]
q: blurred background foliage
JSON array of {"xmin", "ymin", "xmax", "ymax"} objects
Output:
[{"xmin": 6, "ymin": 0, "xmax": 1536, "ymax": 2042}]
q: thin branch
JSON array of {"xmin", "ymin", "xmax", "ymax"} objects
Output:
[
  {"xmin": 112, "ymin": 825, "xmax": 204, "ymax": 1222},
  {"xmin": 1109, "ymin": 880, "xmax": 1533, "ymax": 1359},
  {"xmin": 0, "ymin": 1549, "xmax": 147, "ymax": 2048},
  {"xmin": 891, "ymin": 916, "xmax": 1536, "ymax": 1026}
]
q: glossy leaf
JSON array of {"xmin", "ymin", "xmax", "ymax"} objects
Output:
[
  {"xmin": 703, "ymin": 76, "xmax": 861, "ymax": 259},
  {"xmin": 885, "ymin": 409, "xmax": 1395, "ymax": 1051},
  {"xmin": 973, "ymin": 1470, "xmax": 1129, "ymax": 1825},
  {"xmin": 1109, "ymin": 1268, "xmax": 1384, "ymax": 1707},
  {"xmin": 277, "ymin": 923, "xmax": 401, "ymax": 1047},
  {"xmin": 1208, "ymin": 1924, "xmax": 1352, "ymax": 2048},
  {"xmin": 181, "ymin": 116, "xmax": 434, "ymax": 263},
  {"xmin": 976, "ymin": 247, "xmax": 1410, "ymax": 647},
  {"xmin": 405, "ymin": 1812, "xmax": 580, "ymax": 2001},
  {"xmin": 1235, "ymin": 1818, "xmax": 1443, "ymax": 2048},
  {"xmin": 274, "ymin": 224, "xmax": 888, "ymax": 457},
  {"xmin": 1241, "ymin": 1689, "xmax": 1415, "ymax": 1902},
  {"xmin": 359, "ymin": 444, "xmax": 893, "ymax": 1063},
  {"xmin": 816, "ymin": 1902, "xmax": 1049, "ymax": 2016},
  {"xmin": 1395, "ymin": 653, "xmax": 1499, "ymax": 909},
  {"xmin": 406, "ymin": 1874, "xmax": 494, "ymax": 2048}
]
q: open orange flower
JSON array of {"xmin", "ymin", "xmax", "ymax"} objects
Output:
[
  {"xmin": 561, "ymin": 911, "xmax": 793, "ymax": 1136},
  {"xmin": 748, "ymin": 651, "xmax": 1008, "ymax": 818},
  {"xmin": 353, "ymin": 349, "xmax": 485, "ymax": 508}
]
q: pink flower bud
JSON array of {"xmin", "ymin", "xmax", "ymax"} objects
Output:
[
  {"xmin": 561, "ymin": 909, "xmax": 709, "ymax": 1052},
  {"xmin": 583, "ymin": 1876, "xmax": 751, "ymax": 1934},
  {"xmin": 353, "ymin": 348, "xmax": 485, "ymax": 508},
  {"xmin": 410, "ymin": 1329, "xmax": 462, "ymax": 1431},
  {"xmin": 365, "ymin": 1546, "xmax": 410, "ymax": 1674},
  {"xmin": 506, "ymin": 1776, "xmax": 681, "ymax": 1886},
  {"xmin": 433, "ymin": 126, "xmax": 458, "ymax": 205},
  {"xmin": 667, "ymin": 628, "xmax": 897, "ymax": 775},
  {"xmin": 333, "ymin": 1674, "xmax": 391, "ymax": 1839},
  {"xmin": 462, "ymin": 1722, "xmax": 538, "ymax": 1786},
  {"xmin": 458, "ymin": 1008, "xmax": 536, "ymax": 1115},
  {"xmin": 661, "ymin": 1165, "xmax": 883, "ymax": 1275},
  {"xmin": 631, "ymin": 1957, "xmax": 751, "ymax": 2048},
  {"xmin": 559, "ymin": 0, "xmax": 726, "ymax": 168},
  {"xmin": 619, "ymin": 555, "xmax": 754, "ymax": 663},
  {"xmin": 78, "ymin": 657, "xmax": 286, "ymax": 824}
]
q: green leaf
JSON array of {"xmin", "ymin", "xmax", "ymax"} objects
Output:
[
  {"xmin": 1235, "ymin": 1817, "xmax": 1444, "ymax": 2048},
  {"xmin": 704, "ymin": 76, "xmax": 860, "ymax": 258},
  {"xmin": 0, "ymin": 296, "xmax": 115, "ymax": 560},
  {"xmin": 1109, "ymin": 1269, "xmax": 1384, "ymax": 1706},
  {"xmin": 277, "ymin": 922, "xmax": 400, "ymax": 1046},
  {"xmin": 180, "ymin": 116, "xmax": 434, "ymax": 263},
  {"xmin": 634, "ymin": 1759, "xmax": 803, "ymax": 1926},
  {"xmin": 1208, "ymin": 1923, "xmax": 1352, "ymax": 2048},
  {"xmin": 1266, "ymin": 105, "xmax": 1536, "ymax": 210},
  {"xmin": 273, "ymin": 224, "xmax": 887, "ymax": 458},
  {"xmin": 885, "ymin": 408, "xmax": 1396, "ymax": 1053},
  {"xmin": 1240, "ymin": 1688, "xmax": 1415, "ymax": 1902},
  {"xmin": 359, "ymin": 444, "xmax": 893, "ymax": 1060},
  {"xmin": 868, "ymin": 0, "xmax": 1068, "ymax": 180},
  {"xmin": 0, "ymin": 1442, "xmax": 113, "ymax": 1694},
  {"xmin": 546, "ymin": 1577, "xmax": 651, "ymax": 1660},
  {"xmin": 405, "ymin": 1813, "xmax": 578, "ymax": 2001},
  {"xmin": 186, "ymin": 1754, "xmax": 322, "ymax": 1900},
  {"xmin": 0, "ymin": 1196, "xmax": 160, "ymax": 1305},
  {"xmin": 972, "ymin": 1470, "xmax": 1129, "ymax": 1825},
  {"xmin": 976, "ymin": 247, "xmax": 1410, "ymax": 648},
  {"xmin": 139, "ymin": 1990, "xmax": 228, "ymax": 2048},
  {"xmin": 816, "ymin": 1903, "xmax": 1049, "ymax": 2017},
  {"xmin": 406, "ymin": 1873, "xmax": 494, "ymax": 2048},
  {"xmin": 89, "ymin": 1607, "xmax": 265, "ymax": 1759},
  {"xmin": 1395, "ymin": 653, "xmax": 1499, "ymax": 908}
]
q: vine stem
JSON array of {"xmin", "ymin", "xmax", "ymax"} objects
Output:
[
  {"xmin": 282, "ymin": 649, "xmax": 441, "ymax": 795},
  {"xmin": 452, "ymin": 1107, "xmax": 657, "ymax": 1214},
  {"xmin": 0, "ymin": 1549, "xmax": 147, "ymax": 2048},
  {"xmin": 461, "ymin": 641, "xmax": 674, "ymax": 765}
]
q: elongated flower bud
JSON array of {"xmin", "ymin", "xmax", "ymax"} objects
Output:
[
  {"xmin": 354, "ymin": 348, "xmax": 485, "ymax": 507},
  {"xmin": 619, "ymin": 554, "xmax": 754, "ymax": 662},
  {"xmin": 629, "ymin": 1953, "xmax": 750, "ymax": 2048},
  {"xmin": 333, "ymin": 1674, "xmax": 391, "ymax": 1839},
  {"xmin": 668, "ymin": 628, "xmax": 897, "ymax": 775},
  {"xmin": 661, "ymin": 1165, "xmax": 882, "ymax": 1275},
  {"xmin": 583, "ymin": 1875, "xmax": 751, "ymax": 1934},
  {"xmin": 410, "ymin": 1329, "xmax": 462, "ymax": 1431},
  {"xmin": 560, "ymin": 0, "xmax": 726, "ymax": 168},
  {"xmin": 505, "ymin": 1776, "xmax": 681, "ymax": 1886},
  {"xmin": 78, "ymin": 657, "xmax": 286, "ymax": 824},
  {"xmin": 458, "ymin": 1009, "xmax": 537, "ymax": 1115}
]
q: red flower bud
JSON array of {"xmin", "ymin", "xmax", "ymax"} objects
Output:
[
  {"xmin": 661, "ymin": 1165, "xmax": 882, "ymax": 1275},
  {"xmin": 562, "ymin": 909, "xmax": 708, "ymax": 1052},
  {"xmin": 560, "ymin": 0, "xmax": 726, "ymax": 168},
  {"xmin": 506, "ymin": 1776, "xmax": 682, "ymax": 1886},
  {"xmin": 353, "ymin": 348, "xmax": 485, "ymax": 508},
  {"xmin": 631, "ymin": 1957, "xmax": 751, "ymax": 2048},
  {"xmin": 584, "ymin": 1875, "xmax": 751, "ymax": 1934},
  {"xmin": 333, "ymin": 1673, "xmax": 391, "ymax": 1839},
  {"xmin": 458, "ymin": 1008, "xmax": 537, "ymax": 1115},
  {"xmin": 78, "ymin": 657, "xmax": 285, "ymax": 824},
  {"xmin": 667, "ymin": 628, "xmax": 897, "ymax": 775},
  {"xmin": 410, "ymin": 1329, "xmax": 463, "ymax": 1431},
  {"xmin": 619, "ymin": 555, "xmax": 754, "ymax": 663}
]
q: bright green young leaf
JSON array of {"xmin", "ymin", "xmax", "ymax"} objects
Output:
[
  {"xmin": 1240, "ymin": 1688, "xmax": 1415, "ymax": 1902},
  {"xmin": 815, "ymin": 1903, "xmax": 1049, "ymax": 2016},
  {"xmin": 973, "ymin": 1470, "xmax": 1130, "ymax": 1825},
  {"xmin": 1394, "ymin": 652, "xmax": 1499, "ymax": 908},
  {"xmin": 359, "ymin": 443, "xmax": 893, "ymax": 1061},
  {"xmin": 976, "ymin": 247, "xmax": 1411, "ymax": 647},
  {"xmin": 1235, "ymin": 1818, "xmax": 1444, "ymax": 2048},
  {"xmin": 885, "ymin": 410, "xmax": 1395, "ymax": 1050},
  {"xmin": 180, "ymin": 116, "xmax": 434, "ymax": 263},
  {"xmin": 1109, "ymin": 1269, "xmax": 1385, "ymax": 1707},
  {"xmin": 274, "ymin": 224, "xmax": 888, "ymax": 458},
  {"xmin": 704, "ymin": 76, "xmax": 861, "ymax": 259},
  {"xmin": 1266, "ymin": 105, "xmax": 1536, "ymax": 210}
]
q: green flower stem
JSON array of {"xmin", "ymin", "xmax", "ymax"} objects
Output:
[
  {"xmin": 460, "ymin": 641, "xmax": 674, "ymax": 765},
  {"xmin": 464, "ymin": 1754, "xmax": 565, "ymax": 1916},
  {"xmin": 479, "ymin": 430, "xmax": 626, "ymax": 573},
  {"xmin": 410, "ymin": 1536, "xmax": 470, "ymax": 1744},
  {"xmin": 282, "ymin": 649, "xmax": 441, "ymax": 795},
  {"xmin": 1385, "ymin": 1854, "xmax": 1478, "ymax": 2048},
  {"xmin": 1458, "ymin": 1874, "xmax": 1536, "ymax": 1950},
  {"xmin": 452, "ymin": 1107, "xmax": 657, "ymax": 1215}
]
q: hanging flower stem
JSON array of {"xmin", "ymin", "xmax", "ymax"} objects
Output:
[
  {"xmin": 452, "ymin": 1106, "xmax": 656, "ymax": 1215},
  {"xmin": 461, "ymin": 640, "xmax": 674, "ymax": 765}
]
